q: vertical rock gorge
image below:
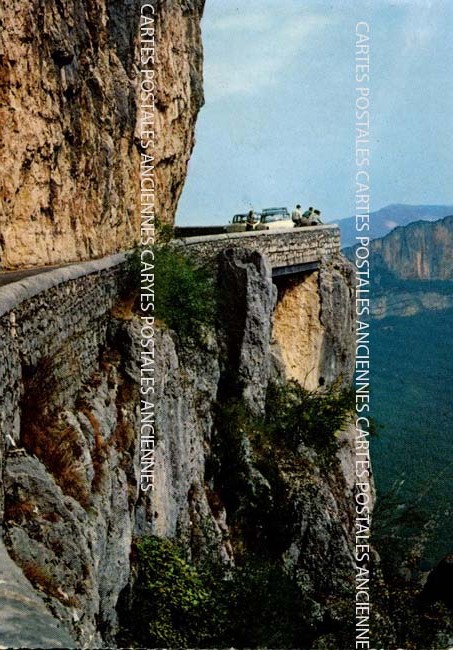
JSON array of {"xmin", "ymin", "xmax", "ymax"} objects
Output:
[{"xmin": 0, "ymin": 2, "xmax": 364, "ymax": 648}]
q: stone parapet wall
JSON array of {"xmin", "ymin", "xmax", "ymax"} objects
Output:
[
  {"xmin": 0, "ymin": 254, "xmax": 127, "ymax": 512},
  {"xmin": 0, "ymin": 253, "xmax": 131, "ymax": 648},
  {"xmin": 175, "ymin": 225, "xmax": 340, "ymax": 269}
]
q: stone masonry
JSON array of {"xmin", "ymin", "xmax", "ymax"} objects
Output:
[
  {"xmin": 0, "ymin": 254, "xmax": 127, "ymax": 513},
  {"xmin": 174, "ymin": 225, "xmax": 340, "ymax": 271},
  {"xmin": 0, "ymin": 254, "xmax": 128, "ymax": 648}
]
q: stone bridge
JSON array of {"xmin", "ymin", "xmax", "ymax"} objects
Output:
[{"xmin": 174, "ymin": 224, "xmax": 340, "ymax": 277}]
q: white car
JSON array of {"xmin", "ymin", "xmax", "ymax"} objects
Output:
[
  {"xmin": 255, "ymin": 207, "xmax": 293, "ymax": 230},
  {"xmin": 225, "ymin": 212, "xmax": 260, "ymax": 233}
]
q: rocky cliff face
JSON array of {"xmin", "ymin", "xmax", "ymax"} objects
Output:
[
  {"xmin": 1, "ymin": 248, "xmax": 359, "ymax": 648},
  {"xmin": 153, "ymin": 0, "xmax": 205, "ymax": 228},
  {"xmin": 339, "ymin": 204, "xmax": 453, "ymax": 249},
  {"xmin": 369, "ymin": 215, "xmax": 453, "ymax": 281},
  {"xmin": 344, "ymin": 215, "xmax": 453, "ymax": 318},
  {"xmin": 372, "ymin": 290, "xmax": 453, "ymax": 319},
  {"xmin": 0, "ymin": 284, "xmax": 141, "ymax": 647},
  {"xmin": 133, "ymin": 249, "xmax": 359, "ymax": 647},
  {"xmin": 0, "ymin": 0, "xmax": 205, "ymax": 269},
  {"xmin": 273, "ymin": 259, "xmax": 355, "ymax": 390},
  {"xmin": 0, "ymin": 2, "xmax": 364, "ymax": 646}
]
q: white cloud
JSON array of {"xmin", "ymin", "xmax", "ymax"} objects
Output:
[
  {"xmin": 386, "ymin": 0, "xmax": 433, "ymax": 5},
  {"xmin": 202, "ymin": 8, "xmax": 333, "ymax": 100},
  {"xmin": 207, "ymin": 11, "xmax": 274, "ymax": 32},
  {"xmin": 398, "ymin": 0, "xmax": 437, "ymax": 53}
]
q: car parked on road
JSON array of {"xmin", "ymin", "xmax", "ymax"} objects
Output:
[
  {"xmin": 225, "ymin": 212, "xmax": 260, "ymax": 233},
  {"xmin": 255, "ymin": 207, "xmax": 293, "ymax": 230}
]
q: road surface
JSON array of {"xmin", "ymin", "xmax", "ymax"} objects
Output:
[{"xmin": 0, "ymin": 265, "xmax": 69, "ymax": 288}]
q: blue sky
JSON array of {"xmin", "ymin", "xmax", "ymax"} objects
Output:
[{"xmin": 176, "ymin": 0, "xmax": 453, "ymax": 225}]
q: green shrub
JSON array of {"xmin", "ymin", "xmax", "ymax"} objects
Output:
[
  {"xmin": 119, "ymin": 537, "xmax": 320, "ymax": 649},
  {"xmin": 210, "ymin": 381, "xmax": 355, "ymax": 563},
  {"xmin": 126, "ymin": 244, "xmax": 216, "ymax": 343},
  {"xmin": 265, "ymin": 380, "xmax": 355, "ymax": 454},
  {"xmin": 155, "ymin": 245, "xmax": 216, "ymax": 342},
  {"xmin": 122, "ymin": 536, "xmax": 214, "ymax": 648},
  {"xmin": 219, "ymin": 558, "xmax": 316, "ymax": 649}
]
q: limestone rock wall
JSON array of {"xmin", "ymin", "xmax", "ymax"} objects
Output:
[
  {"xmin": 344, "ymin": 215, "xmax": 453, "ymax": 319},
  {"xmin": 0, "ymin": 0, "xmax": 205, "ymax": 269},
  {"xmin": 372, "ymin": 290, "xmax": 453, "ymax": 320},
  {"xmin": 139, "ymin": 248, "xmax": 359, "ymax": 645},
  {"xmin": 0, "ymin": 258, "xmax": 133, "ymax": 648},
  {"xmin": 0, "ymin": 540, "xmax": 76, "ymax": 649},
  {"xmin": 368, "ymin": 215, "xmax": 453, "ymax": 281},
  {"xmin": 273, "ymin": 272, "xmax": 325, "ymax": 390},
  {"xmin": 272, "ymin": 257, "xmax": 355, "ymax": 390},
  {"xmin": 136, "ymin": 327, "xmax": 235, "ymax": 565},
  {"xmin": 0, "ymin": 245, "xmax": 360, "ymax": 648},
  {"xmin": 153, "ymin": 0, "xmax": 206, "ymax": 226}
]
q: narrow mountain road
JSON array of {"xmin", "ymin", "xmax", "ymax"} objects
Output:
[{"xmin": 0, "ymin": 265, "xmax": 69, "ymax": 288}]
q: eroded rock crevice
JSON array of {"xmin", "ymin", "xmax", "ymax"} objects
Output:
[{"xmin": 272, "ymin": 258, "xmax": 355, "ymax": 391}]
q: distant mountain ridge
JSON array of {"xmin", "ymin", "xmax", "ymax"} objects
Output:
[
  {"xmin": 366, "ymin": 214, "xmax": 453, "ymax": 281},
  {"xmin": 344, "ymin": 215, "xmax": 453, "ymax": 318},
  {"xmin": 337, "ymin": 204, "xmax": 453, "ymax": 248}
]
